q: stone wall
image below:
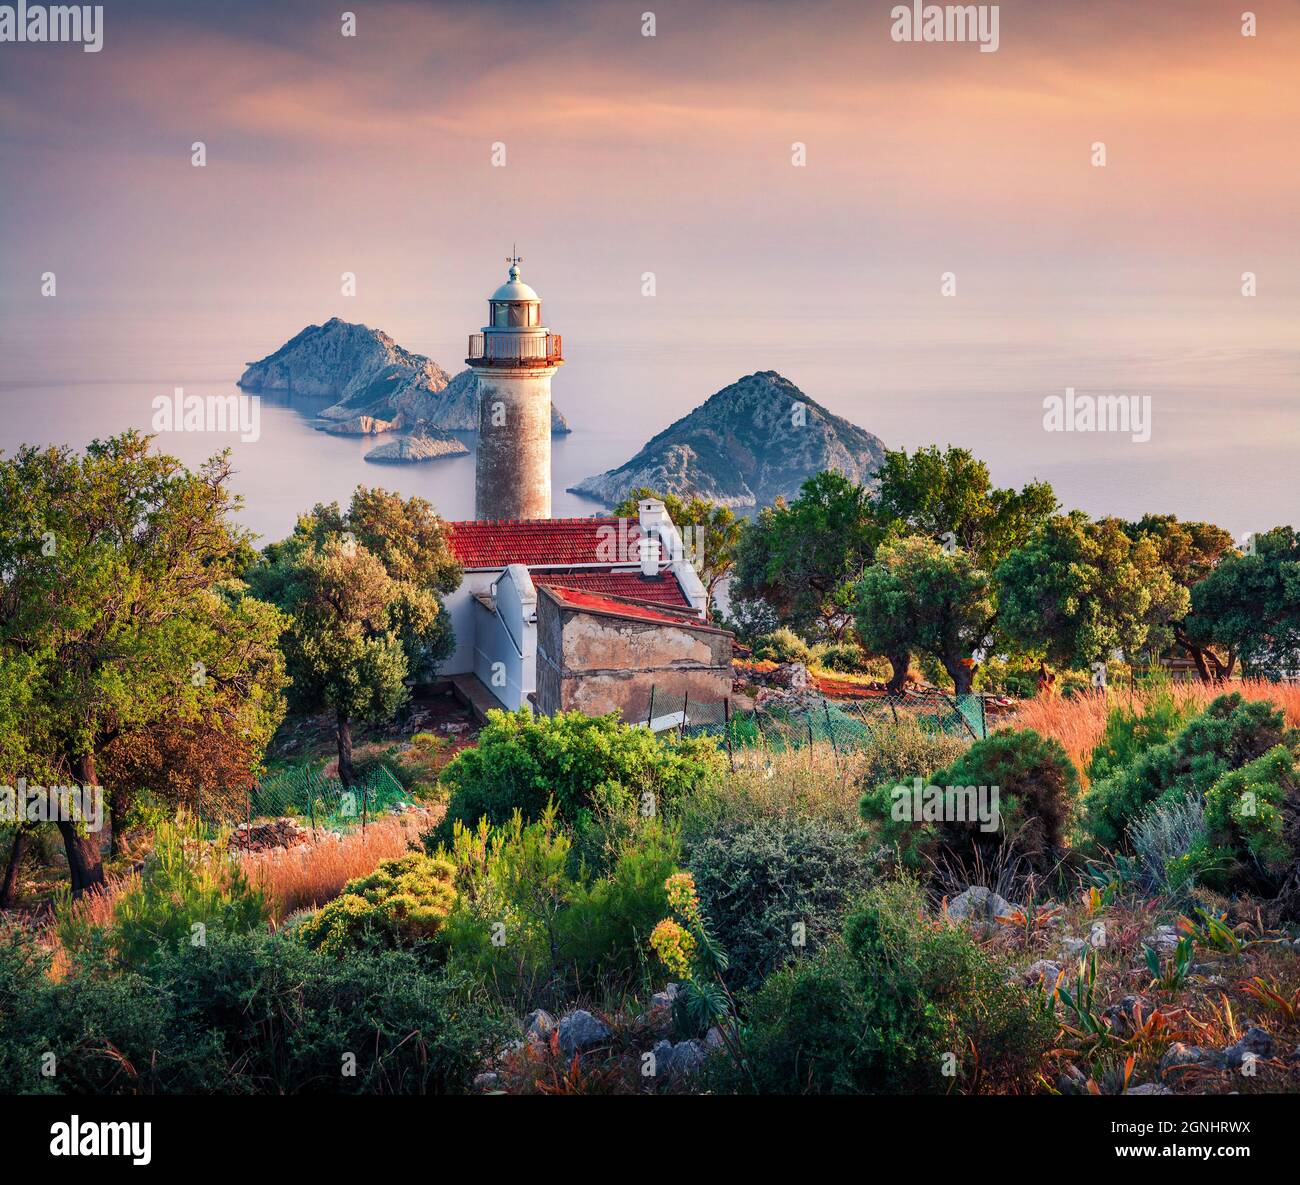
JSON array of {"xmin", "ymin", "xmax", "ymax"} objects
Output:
[{"xmin": 535, "ymin": 590, "xmax": 733, "ymax": 723}]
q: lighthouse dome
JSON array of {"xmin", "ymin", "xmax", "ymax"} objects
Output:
[{"xmin": 491, "ymin": 262, "xmax": 539, "ymax": 303}]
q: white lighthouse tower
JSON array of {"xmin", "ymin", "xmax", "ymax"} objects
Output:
[{"xmin": 467, "ymin": 252, "xmax": 564, "ymax": 521}]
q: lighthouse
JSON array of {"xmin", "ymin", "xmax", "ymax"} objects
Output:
[{"xmin": 467, "ymin": 252, "xmax": 564, "ymax": 520}]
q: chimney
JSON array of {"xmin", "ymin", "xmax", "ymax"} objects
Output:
[{"xmin": 639, "ymin": 532, "xmax": 661, "ymax": 577}]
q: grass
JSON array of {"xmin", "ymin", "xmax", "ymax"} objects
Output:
[
  {"xmin": 1008, "ymin": 679, "xmax": 1300, "ymax": 786},
  {"xmin": 241, "ymin": 808, "xmax": 437, "ymax": 923}
]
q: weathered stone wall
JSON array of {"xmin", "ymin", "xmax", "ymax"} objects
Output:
[
  {"xmin": 534, "ymin": 593, "xmax": 733, "ymax": 723},
  {"xmin": 474, "ymin": 368, "xmax": 555, "ymax": 520}
]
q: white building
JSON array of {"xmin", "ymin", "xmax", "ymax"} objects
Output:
[{"xmin": 440, "ymin": 499, "xmax": 709, "ymax": 713}]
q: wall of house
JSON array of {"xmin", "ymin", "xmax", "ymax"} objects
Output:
[
  {"xmin": 471, "ymin": 565, "xmax": 536, "ymax": 711},
  {"xmin": 535, "ymin": 598, "xmax": 733, "ymax": 723},
  {"xmin": 442, "ymin": 570, "xmax": 499, "ymax": 676}
]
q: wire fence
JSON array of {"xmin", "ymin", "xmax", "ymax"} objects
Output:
[
  {"xmin": 199, "ymin": 763, "xmax": 414, "ymax": 834},
  {"xmin": 644, "ymin": 687, "xmax": 990, "ymax": 759}
]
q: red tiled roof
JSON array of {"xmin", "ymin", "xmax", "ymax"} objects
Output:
[
  {"xmin": 445, "ymin": 518, "xmax": 641, "ymax": 569},
  {"xmin": 542, "ymin": 585, "xmax": 702, "ymax": 627},
  {"xmin": 534, "ymin": 569, "xmax": 690, "ymax": 608}
]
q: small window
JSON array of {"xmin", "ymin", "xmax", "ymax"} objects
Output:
[
  {"xmin": 527, "ymin": 304, "xmax": 539, "ymax": 326},
  {"xmin": 508, "ymin": 303, "xmax": 528, "ymax": 327},
  {"xmin": 492, "ymin": 302, "xmax": 509, "ymax": 327}
]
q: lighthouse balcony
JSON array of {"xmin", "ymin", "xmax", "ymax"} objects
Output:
[{"xmin": 467, "ymin": 332, "xmax": 563, "ymax": 368}]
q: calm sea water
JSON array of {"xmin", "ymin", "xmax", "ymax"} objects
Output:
[{"xmin": 2, "ymin": 356, "xmax": 1296, "ymax": 546}]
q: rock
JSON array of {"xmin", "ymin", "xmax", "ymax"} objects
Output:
[
  {"xmin": 1059, "ymin": 936, "xmax": 1089, "ymax": 960},
  {"xmin": 704, "ymin": 1026, "xmax": 726, "ymax": 1051},
  {"xmin": 650, "ymin": 1039, "xmax": 674, "ymax": 1079},
  {"xmin": 771, "ymin": 662, "xmax": 809, "ymax": 690},
  {"xmin": 569, "ymin": 370, "xmax": 885, "ymax": 510},
  {"xmin": 948, "ymin": 886, "xmax": 1018, "ymax": 925},
  {"xmin": 1126, "ymin": 1083, "xmax": 1174, "ymax": 1095},
  {"xmin": 557, "ymin": 1010, "xmax": 612, "ymax": 1059},
  {"xmin": 1223, "ymin": 1026, "xmax": 1274, "ymax": 1068},
  {"xmin": 318, "ymin": 413, "xmax": 401, "ymax": 435},
  {"xmin": 1021, "ymin": 960, "xmax": 1064, "ymax": 988},
  {"xmin": 364, "ymin": 430, "xmax": 469, "ymax": 464},
  {"xmin": 1161, "ymin": 1043, "xmax": 1227, "ymax": 1074},
  {"xmin": 522, "ymin": 1009, "xmax": 555, "ymax": 1046},
  {"xmin": 472, "ymin": 1071, "xmax": 501, "ymax": 1091},
  {"xmin": 1103, "ymin": 995, "xmax": 1151, "ymax": 1039},
  {"xmin": 1144, "ymin": 925, "xmax": 1180, "ymax": 953},
  {"xmin": 1057, "ymin": 1063, "xmax": 1088, "ymax": 1094},
  {"xmin": 229, "ymin": 817, "xmax": 312, "ymax": 852},
  {"xmin": 667, "ymin": 1039, "xmax": 709, "ymax": 1080}
]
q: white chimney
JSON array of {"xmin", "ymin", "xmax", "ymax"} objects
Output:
[{"xmin": 639, "ymin": 532, "xmax": 661, "ymax": 577}]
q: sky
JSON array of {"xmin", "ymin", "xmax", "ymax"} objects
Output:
[{"xmin": 1, "ymin": 0, "xmax": 1297, "ymax": 533}]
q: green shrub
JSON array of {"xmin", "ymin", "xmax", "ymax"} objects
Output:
[
  {"xmin": 752, "ymin": 627, "xmax": 818, "ymax": 665},
  {"xmin": 687, "ymin": 815, "xmax": 875, "ymax": 992},
  {"xmin": 1191, "ymin": 745, "xmax": 1299, "ymax": 894},
  {"xmin": 155, "ymin": 931, "xmax": 507, "ymax": 1094},
  {"xmin": 815, "ymin": 642, "xmax": 867, "ymax": 673},
  {"xmin": 855, "ymin": 717, "xmax": 968, "ymax": 795},
  {"xmin": 434, "ymin": 803, "xmax": 680, "ymax": 1008},
  {"xmin": 0, "ymin": 926, "xmax": 58, "ymax": 1094},
  {"xmin": 433, "ymin": 709, "xmax": 723, "ymax": 843},
  {"xmin": 1081, "ymin": 694, "xmax": 1295, "ymax": 851},
  {"xmin": 860, "ymin": 728, "xmax": 1078, "ymax": 874},
  {"xmin": 1087, "ymin": 689, "xmax": 1194, "ymax": 786},
  {"xmin": 299, "ymin": 852, "xmax": 457, "ymax": 957},
  {"xmin": 731, "ymin": 878, "xmax": 1048, "ymax": 1094},
  {"xmin": 61, "ymin": 815, "xmax": 268, "ymax": 968}
]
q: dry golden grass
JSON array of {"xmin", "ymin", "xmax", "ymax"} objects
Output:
[
  {"xmin": 241, "ymin": 808, "xmax": 438, "ymax": 923},
  {"xmin": 1008, "ymin": 679, "xmax": 1300, "ymax": 785}
]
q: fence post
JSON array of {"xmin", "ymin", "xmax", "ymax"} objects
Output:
[
  {"xmin": 724, "ymin": 697, "xmax": 735, "ymax": 772},
  {"xmin": 361, "ymin": 782, "xmax": 369, "ymax": 837},
  {"xmin": 680, "ymin": 690, "xmax": 690, "ymax": 738},
  {"xmin": 980, "ymin": 694, "xmax": 988, "ymax": 740},
  {"xmin": 806, "ymin": 710, "xmax": 814, "ymax": 763},
  {"xmin": 647, "ymin": 685, "xmax": 655, "ymax": 729},
  {"xmin": 308, "ymin": 769, "xmax": 317, "ymax": 838}
]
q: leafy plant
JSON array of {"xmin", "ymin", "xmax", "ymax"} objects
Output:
[
  {"xmin": 298, "ymin": 852, "xmax": 456, "ymax": 957},
  {"xmin": 1144, "ymin": 936, "xmax": 1194, "ymax": 993}
]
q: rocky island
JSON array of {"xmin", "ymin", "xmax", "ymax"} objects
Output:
[
  {"xmin": 238, "ymin": 318, "xmax": 571, "ymax": 437},
  {"xmin": 570, "ymin": 371, "xmax": 885, "ymax": 510}
]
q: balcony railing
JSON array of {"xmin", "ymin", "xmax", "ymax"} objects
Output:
[{"xmin": 467, "ymin": 332, "xmax": 563, "ymax": 367}]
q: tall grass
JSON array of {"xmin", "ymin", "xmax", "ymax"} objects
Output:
[
  {"xmin": 240, "ymin": 809, "xmax": 435, "ymax": 922},
  {"xmin": 1008, "ymin": 679, "xmax": 1300, "ymax": 785}
]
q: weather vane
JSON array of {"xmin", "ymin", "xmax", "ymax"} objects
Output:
[{"xmin": 506, "ymin": 243, "xmax": 522, "ymax": 268}]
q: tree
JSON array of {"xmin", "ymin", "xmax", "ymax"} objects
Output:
[
  {"xmin": 249, "ymin": 488, "xmax": 461, "ymax": 786},
  {"xmin": 611, "ymin": 487, "xmax": 741, "ymax": 613},
  {"xmin": 873, "ymin": 445, "xmax": 1057, "ymax": 568},
  {"xmin": 732, "ymin": 472, "xmax": 881, "ymax": 640},
  {"xmin": 0, "ymin": 434, "xmax": 287, "ymax": 895},
  {"xmin": 1182, "ymin": 526, "xmax": 1300, "ymax": 680},
  {"xmin": 995, "ymin": 514, "xmax": 1188, "ymax": 682},
  {"xmin": 1124, "ymin": 514, "xmax": 1237, "ymax": 681},
  {"xmin": 854, "ymin": 537, "xmax": 994, "ymax": 694}
]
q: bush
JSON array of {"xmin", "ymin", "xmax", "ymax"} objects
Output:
[
  {"xmin": 0, "ymin": 926, "xmax": 58, "ymax": 1094},
  {"xmin": 433, "ymin": 804, "xmax": 680, "ymax": 1008},
  {"xmin": 1, "ymin": 928, "xmax": 510, "ymax": 1095},
  {"xmin": 855, "ymin": 717, "xmax": 968, "ymax": 795},
  {"xmin": 1081, "ymin": 693, "xmax": 1295, "ymax": 851},
  {"xmin": 752, "ymin": 627, "xmax": 818, "ymax": 665},
  {"xmin": 686, "ymin": 815, "xmax": 876, "ymax": 992},
  {"xmin": 1191, "ymin": 745, "xmax": 1300, "ymax": 895},
  {"xmin": 860, "ymin": 728, "xmax": 1078, "ymax": 874},
  {"xmin": 731, "ymin": 878, "xmax": 1047, "ymax": 1094},
  {"xmin": 299, "ymin": 852, "xmax": 457, "ymax": 957},
  {"xmin": 1086, "ymin": 689, "xmax": 1194, "ymax": 786},
  {"xmin": 433, "ymin": 709, "xmax": 723, "ymax": 843},
  {"xmin": 815, "ymin": 643, "xmax": 867, "ymax": 673},
  {"xmin": 1127, "ymin": 792, "xmax": 1206, "ymax": 898},
  {"xmin": 59, "ymin": 815, "xmax": 268, "ymax": 968}
]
